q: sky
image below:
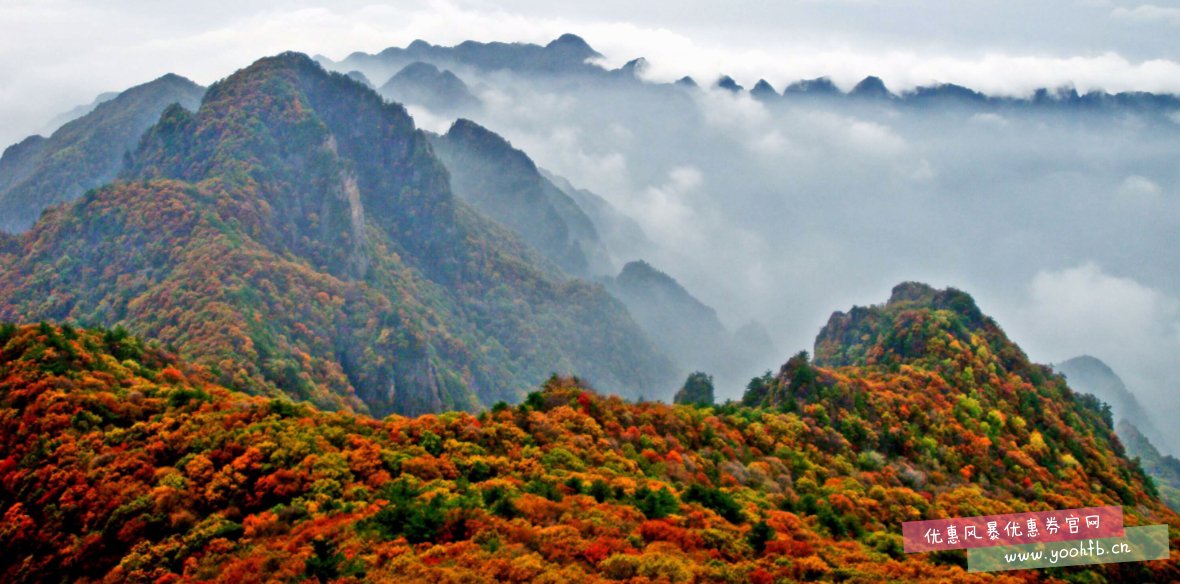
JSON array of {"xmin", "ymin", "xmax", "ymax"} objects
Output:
[{"xmin": 3, "ymin": 0, "xmax": 1180, "ymax": 147}]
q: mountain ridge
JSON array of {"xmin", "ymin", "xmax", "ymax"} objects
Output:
[
  {"xmin": 0, "ymin": 73, "xmax": 205, "ymax": 233},
  {"xmin": 0, "ymin": 52, "xmax": 675, "ymax": 417}
]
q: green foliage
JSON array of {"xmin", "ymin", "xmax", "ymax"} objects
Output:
[
  {"xmin": 369, "ymin": 481, "xmax": 447, "ymax": 544},
  {"xmin": 634, "ymin": 486, "xmax": 680, "ymax": 519},
  {"xmin": 673, "ymin": 371, "xmax": 715, "ymax": 406},
  {"xmin": 589, "ymin": 479, "xmax": 612, "ymax": 503},
  {"xmin": 747, "ymin": 520, "xmax": 775, "ymax": 555},
  {"xmin": 304, "ymin": 538, "xmax": 342, "ymax": 582},
  {"xmin": 420, "ymin": 431, "xmax": 443, "ymax": 456},
  {"xmin": 684, "ymin": 484, "xmax": 744, "ymax": 524}
]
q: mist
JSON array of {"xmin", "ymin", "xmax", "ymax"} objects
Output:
[
  {"xmin": 334, "ymin": 55, "xmax": 1180, "ymax": 450},
  {"xmin": 6, "ymin": 0, "xmax": 1180, "ymax": 148}
]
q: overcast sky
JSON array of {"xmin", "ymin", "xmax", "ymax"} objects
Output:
[{"xmin": 3, "ymin": 0, "xmax": 1180, "ymax": 147}]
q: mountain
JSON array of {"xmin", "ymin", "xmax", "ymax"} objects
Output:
[
  {"xmin": 714, "ymin": 75, "xmax": 743, "ymax": 93},
  {"xmin": 610, "ymin": 260, "xmax": 732, "ymax": 373},
  {"xmin": 783, "ymin": 76, "xmax": 841, "ymax": 97},
  {"xmin": 742, "ymin": 283, "xmax": 1178, "ymax": 573},
  {"xmin": 848, "ymin": 76, "xmax": 893, "ymax": 100},
  {"xmin": 749, "ymin": 79, "xmax": 779, "ymax": 101},
  {"xmin": 3, "ymin": 312, "xmax": 1177, "ymax": 582},
  {"xmin": 0, "ymin": 53, "xmax": 673, "ymax": 416},
  {"xmin": 903, "ymin": 83, "xmax": 988, "ymax": 106},
  {"xmin": 540, "ymin": 169, "xmax": 654, "ymax": 264},
  {"xmin": 39, "ymin": 91, "xmax": 119, "ymax": 134},
  {"xmin": 324, "ymin": 33, "xmax": 604, "ymax": 88},
  {"xmin": 1117, "ymin": 420, "xmax": 1180, "ymax": 512},
  {"xmin": 378, "ymin": 62, "xmax": 480, "ymax": 114},
  {"xmin": 0, "ymin": 74, "xmax": 205, "ymax": 233},
  {"xmin": 794, "ymin": 282, "xmax": 1167, "ymax": 511},
  {"xmin": 1055, "ymin": 355, "xmax": 1174, "ymax": 456},
  {"xmin": 608, "ymin": 260, "xmax": 776, "ymax": 393},
  {"xmin": 429, "ymin": 119, "xmax": 612, "ymax": 276}
]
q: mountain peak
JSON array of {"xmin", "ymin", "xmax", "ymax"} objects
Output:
[
  {"xmin": 750, "ymin": 79, "xmax": 779, "ymax": 100},
  {"xmin": 0, "ymin": 72, "xmax": 204, "ymax": 232},
  {"xmin": 616, "ymin": 57, "xmax": 648, "ymax": 78},
  {"xmin": 714, "ymin": 75, "xmax": 743, "ymax": 92},
  {"xmin": 850, "ymin": 75, "xmax": 892, "ymax": 99},
  {"xmin": 815, "ymin": 282, "xmax": 1007, "ymax": 371},
  {"xmin": 546, "ymin": 33, "xmax": 600, "ymax": 58},
  {"xmin": 379, "ymin": 62, "xmax": 478, "ymax": 112},
  {"xmin": 442, "ymin": 118, "xmax": 537, "ymax": 174},
  {"xmin": 784, "ymin": 76, "xmax": 841, "ymax": 96}
]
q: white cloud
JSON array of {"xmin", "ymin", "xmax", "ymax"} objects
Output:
[
  {"xmin": 1112, "ymin": 4, "xmax": 1180, "ymax": 25},
  {"xmin": 969, "ymin": 112, "xmax": 1010, "ymax": 126},
  {"xmin": 1116, "ymin": 175, "xmax": 1163, "ymax": 205},
  {"xmin": 1002, "ymin": 264, "xmax": 1180, "ymax": 433},
  {"xmin": 4, "ymin": 0, "xmax": 1180, "ymax": 149}
]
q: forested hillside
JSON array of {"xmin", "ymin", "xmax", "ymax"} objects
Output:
[{"xmin": 2, "ymin": 283, "xmax": 1177, "ymax": 582}]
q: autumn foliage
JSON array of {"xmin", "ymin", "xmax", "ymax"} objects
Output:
[{"xmin": 1, "ymin": 320, "xmax": 1178, "ymax": 582}]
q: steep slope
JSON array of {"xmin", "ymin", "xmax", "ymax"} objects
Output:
[
  {"xmin": 378, "ymin": 62, "xmax": 480, "ymax": 114},
  {"xmin": 0, "ymin": 74, "xmax": 205, "ymax": 233},
  {"xmin": 39, "ymin": 91, "xmax": 119, "ymax": 134},
  {"xmin": 743, "ymin": 282, "xmax": 1180, "ymax": 577},
  {"xmin": 610, "ymin": 260, "xmax": 731, "ymax": 371},
  {"xmin": 609, "ymin": 261, "xmax": 779, "ymax": 395},
  {"xmin": 1117, "ymin": 420, "xmax": 1180, "ymax": 512},
  {"xmin": 429, "ymin": 119, "xmax": 613, "ymax": 276},
  {"xmin": 787, "ymin": 282, "xmax": 1164, "ymax": 509},
  {"xmin": 0, "ymin": 53, "xmax": 673, "ymax": 416},
  {"xmin": 3, "ymin": 323, "xmax": 1177, "ymax": 582},
  {"xmin": 539, "ymin": 169, "xmax": 654, "ymax": 264},
  {"xmin": 1055, "ymin": 355, "xmax": 1174, "ymax": 456}
]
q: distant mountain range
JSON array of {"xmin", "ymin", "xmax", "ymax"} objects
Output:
[
  {"xmin": 318, "ymin": 33, "xmax": 604, "ymax": 89},
  {"xmin": 320, "ymin": 34, "xmax": 1180, "ymax": 116}
]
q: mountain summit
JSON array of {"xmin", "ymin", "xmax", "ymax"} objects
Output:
[
  {"xmin": 743, "ymin": 283, "xmax": 1174, "ymax": 545},
  {"xmin": 0, "ymin": 74, "xmax": 204, "ymax": 233}
]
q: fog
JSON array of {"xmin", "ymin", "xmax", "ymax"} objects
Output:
[
  {"xmin": 358, "ymin": 59, "xmax": 1180, "ymax": 451},
  {"xmin": 6, "ymin": 0, "xmax": 1180, "ymax": 148}
]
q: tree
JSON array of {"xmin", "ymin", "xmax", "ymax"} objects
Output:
[
  {"xmin": 747, "ymin": 520, "xmax": 775, "ymax": 555},
  {"xmin": 674, "ymin": 372, "xmax": 715, "ymax": 407},
  {"xmin": 634, "ymin": 486, "xmax": 680, "ymax": 519},
  {"xmin": 304, "ymin": 538, "xmax": 343, "ymax": 582}
]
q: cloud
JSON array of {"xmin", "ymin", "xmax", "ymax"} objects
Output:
[
  {"xmin": 1116, "ymin": 175, "xmax": 1163, "ymax": 205},
  {"xmin": 4, "ymin": 0, "xmax": 1180, "ymax": 149},
  {"xmin": 999, "ymin": 264, "xmax": 1180, "ymax": 442},
  {"xmin": 1112, "ymin": 4, "xmax": 1180, "ymax": 26},
  {"xmin": 969, "ymin": 112, "xmax": 1010, "ymax": 126}
]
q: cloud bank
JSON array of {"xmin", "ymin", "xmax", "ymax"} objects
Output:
[{"xmin": 4, "ymin": 0, "xmax": 1180, "ymax": 147}]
